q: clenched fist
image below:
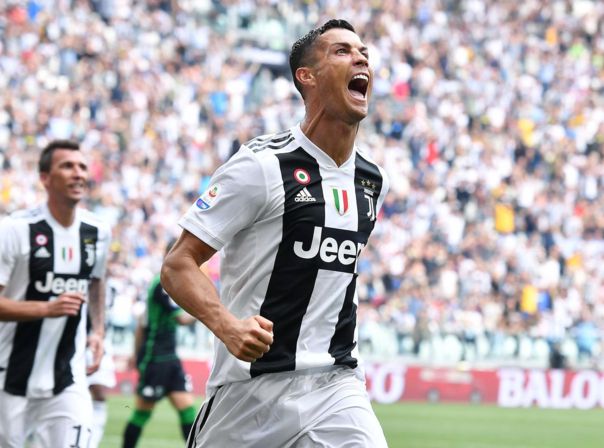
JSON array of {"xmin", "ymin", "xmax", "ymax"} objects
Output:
[{"xmin": 222, "ymin": 315, "xmax": 274, "ymax": 363}]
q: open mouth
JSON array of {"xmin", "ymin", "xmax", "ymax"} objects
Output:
[{"xmin": 348, "ymin": 73, "xmax": 369, "ymax": 100}]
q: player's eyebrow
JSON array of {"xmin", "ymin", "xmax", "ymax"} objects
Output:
[
  {"xmin": 330, "ymin": 42, "xmax": 369, "ymax": 55},
  {"xmin": 57, "ymin": 160, "xmax": 89, "ymax": 172}
]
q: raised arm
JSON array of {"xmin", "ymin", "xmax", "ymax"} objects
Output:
[{"xmin": 161, "ymin": 230, "xmax": 273, "ymax": 362}]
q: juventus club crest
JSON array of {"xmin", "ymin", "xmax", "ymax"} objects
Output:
[
  {"xmin": 361, "ymin": 179, "xmax": 377, "ymax": 221},
  {"xmin": 84, "ymin": 240, "xmax": 96, "ymax": 267}
]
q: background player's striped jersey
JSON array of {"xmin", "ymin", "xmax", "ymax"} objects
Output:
[
  {"xmin": 0, "ymin": 205, "xmax": 110, "ymax": 398},
  {"xmin": 180, "ymin": 124, "xmax": 389, "ymax": 396}
]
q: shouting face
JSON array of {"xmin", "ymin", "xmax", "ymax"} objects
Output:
[{"xmin": 306, "ymin": 28, "xmax": 372, "ymax": 124}]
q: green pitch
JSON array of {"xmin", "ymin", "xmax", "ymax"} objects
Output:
[{"xmin": 102, "ymin": 395, "xmax": 604, "ymax": 447}]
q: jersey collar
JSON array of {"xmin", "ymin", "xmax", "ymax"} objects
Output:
[
  {"xmin": 292, "ymin": 124, "xmax": 356, "ymax": 170},
  {"xmin": 43, "ymin": 203, "xmax": 81, "ymax": 232}
]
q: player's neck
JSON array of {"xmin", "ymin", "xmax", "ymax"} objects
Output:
[
  {"xmin": 300, "ymin": 111, "xmax": 358, "ymax": 167},
  {"xmin": 46, "ymin": 197, "xmax": 78, "ymax": 228}
]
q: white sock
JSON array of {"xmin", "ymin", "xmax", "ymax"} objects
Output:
[{"xmin": 89, "ymin": 400, "xmax": 108, "ymax": 448}]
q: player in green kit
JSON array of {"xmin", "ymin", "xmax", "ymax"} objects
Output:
[{"xmin": 121, "ymin": 240, "xmax": 197, "ymax": 448}]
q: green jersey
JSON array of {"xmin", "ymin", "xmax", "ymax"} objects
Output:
[{"xmin": 137, "ymin": 275, "xmax": 182, "ymax": 367}]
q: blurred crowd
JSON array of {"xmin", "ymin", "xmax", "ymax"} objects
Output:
[{"xmin": 1, "ymin": 0, "xmax": 603, "ymax": 368}]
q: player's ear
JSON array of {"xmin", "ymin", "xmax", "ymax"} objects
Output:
[
  {"xmin": 40, "ymin": 172, "xmax": 50, "ymax": 189},
  {"xmin": 296, "ymin": 67, "xmax": 315, "ymax": 90}
]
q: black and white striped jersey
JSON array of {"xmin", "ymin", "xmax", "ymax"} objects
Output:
[
  {"xmin": 180, "ymin": 124, "xmax": 389, "ymax": 395},
  {"xmin": 0, "ymin": 204, "xmax": 110, "ymax": 398}
]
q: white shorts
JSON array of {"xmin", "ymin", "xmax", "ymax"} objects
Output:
[
  {"xmin": 0, "ymin": 384, "xmax": 93, "ymax": 448},
  {"xmin": 188, "ymin": 366, "xmax": 388, "ymax": 448},
  {"xmin": 87, "ymin": 339, "xmax": 116, "ymax": 388}
]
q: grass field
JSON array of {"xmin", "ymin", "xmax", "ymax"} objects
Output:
[{"xmin": 102, "ymin": 395, "xmax": 604, "ymax": 447}]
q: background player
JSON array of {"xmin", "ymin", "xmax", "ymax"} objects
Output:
[
  {"xmin": 0, "ymin": 140, "xmax": 110, "ymax": 448},
  {"xmin": 122, "ymin": 239, "xmax": 197, "ymax": 448}
]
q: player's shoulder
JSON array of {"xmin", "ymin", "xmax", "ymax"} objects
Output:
[
  {"xmin": 355, "ymin": 145, "xmax": 390, "ymax": 186},
  {"xmin": 149, "ymin": 274, "xmax": 165, "ymax": 302},
  {"xmin": 222, "ymin": 129, "xmax": 296, "ymax": 177},
  {"xmin": 355, "ymin": 145, "xmax": 382, "ymax": 169},
  {"xmin": 77, "ymin": 208, "xmax": 111, "ymax": 235},
  {"xmin": 148, "ymin": 273, "xmax": 162, "ymax": 291},
  {"xmin": 4, "ymin": 205, "xmax": 45, "ymax": 225},
  {"xmin": 241, "ymin": 128, "xmax": 296, "ymax": 159},
  {"xmin": 0, "ymin": 206, "xmax": 44, "ymax": 244},
  {"xmin": 355, "ymin": 146, "xmax": 384, "ymax": 176}
]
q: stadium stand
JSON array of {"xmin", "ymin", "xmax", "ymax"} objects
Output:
[{"xmin": 1, "ymin": 0, "xmax": 603, "ymax": 370}]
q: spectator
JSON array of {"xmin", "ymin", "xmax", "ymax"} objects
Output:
[{"xmin": 1, "ymin": 0, "xmax": 603, "ymax": 369}]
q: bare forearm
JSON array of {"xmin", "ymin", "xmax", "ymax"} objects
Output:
[
  {"xmin": 0, "ymin": 296, "xmax": 48, "ymax": 321},
  {"xmin": 88, "ymin": 279, "xmax": 105, "ymax": 336},
  {"xmin": 160, "ymin": 231, "xmax": 273, "ymax": 362},
  {"xmin": 161, "ymin": 256, "xmax": 235, "ymax": 340}
]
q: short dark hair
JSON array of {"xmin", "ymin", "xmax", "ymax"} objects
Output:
[
  {"xmin": 289, "ymin": 19, "xmax": 356, "ymax": 98},
  {"xmin": 39, "ymin": 140, "xmax": 80, "ymax": 173},
  {"xmin": 165, "ymin": 237, "xmax": 178, "ymax": 256}
]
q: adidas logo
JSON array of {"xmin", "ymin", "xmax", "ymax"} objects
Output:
[
  {"xmin": 34, "ymin": 247, "xmax": 51, "ymax": 258},
  {"xmin": 295, "ymin": 187, "xmax": 316, "ymax": 203}
]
